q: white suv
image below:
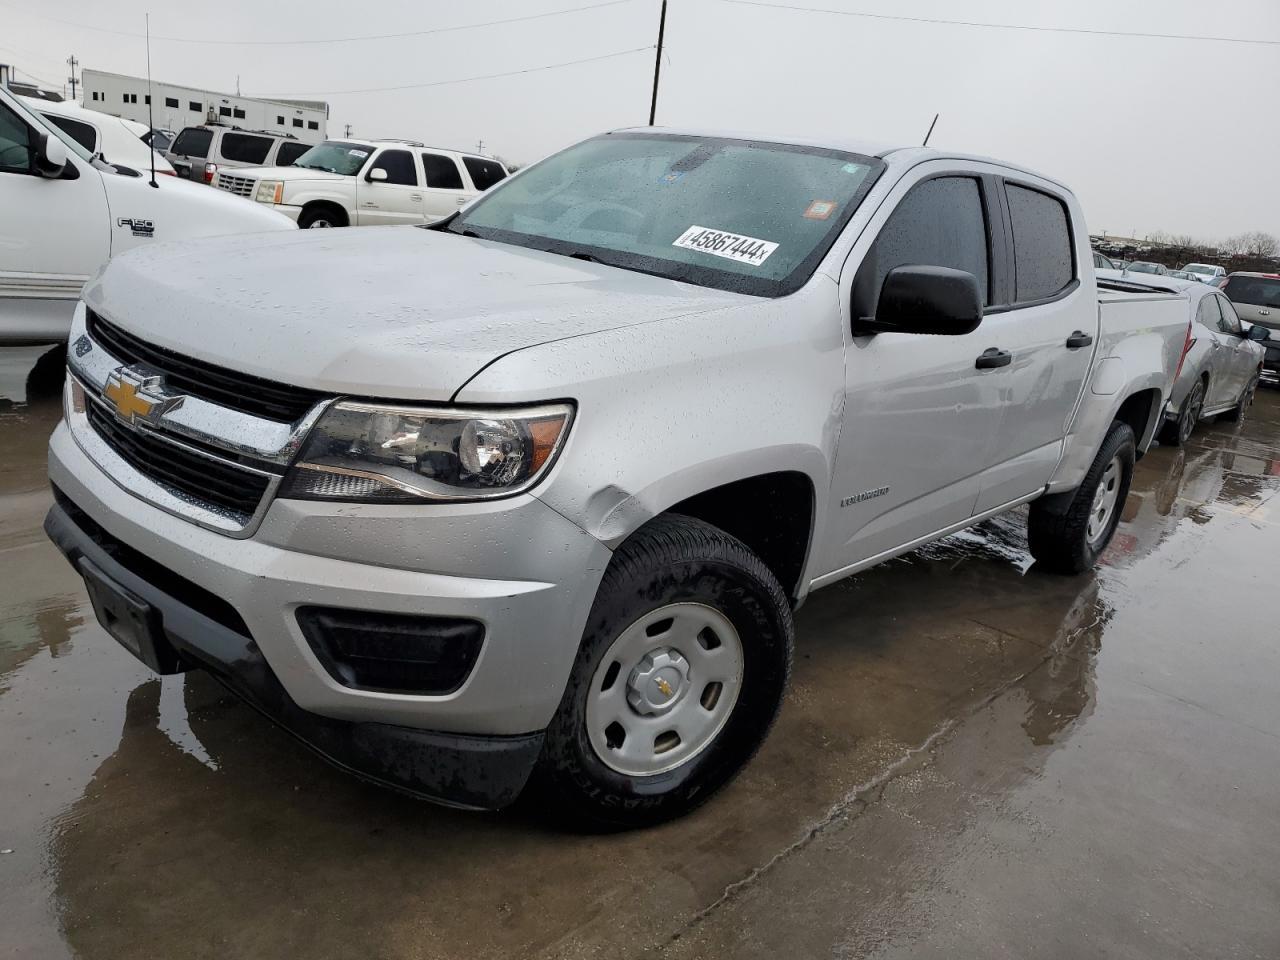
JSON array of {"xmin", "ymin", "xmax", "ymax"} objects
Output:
[{"xmin": 212, "ymin": 138, "xmax": 508, "ymax": 228}]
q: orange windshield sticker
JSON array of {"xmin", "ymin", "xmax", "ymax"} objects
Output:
[{"xmin": 803, "ymin": 200, "xmax": 838, "ymax": 220}]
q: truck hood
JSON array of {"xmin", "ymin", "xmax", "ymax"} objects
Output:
[{"xmin": 84, "ymin": 226, "xmax": 753, "ymax": 401}]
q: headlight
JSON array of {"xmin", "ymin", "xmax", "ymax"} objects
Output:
[
  {"xmin": 254, "ymin": 180, "xmax": 284, "ymax": 204},
  {"xmin": 279, "ymin": 401, "xmax": 573, "ymax": 503}
]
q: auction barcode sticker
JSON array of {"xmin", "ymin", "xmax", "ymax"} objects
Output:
[{"xmin": 672, "ymin": 226, "xmax": 779, "ymax": 267}]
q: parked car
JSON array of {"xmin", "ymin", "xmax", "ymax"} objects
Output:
[
  {"xmin": 0, "ymin": 85, "xmax": 294, "ymax": 345},
  {"xmin": 211, "ymin": 138, "xmax": 509, "ymax": 228},
  {"xmin": 1221, "ymin": 272, "xmax": 1280, "ymax": 383},
  {"xmin": 1180, "ymin": 262, "xmax": 1226, "ymax": 283},
  {"xmin": 1208, "ymin": 275, "xmax": 1229, "ymax": 288},
  {"xmin": 1158, "ymin": 281, "xmax": 1266, "ymax": 444},
  {"xmin": 19, "ymin": 95, "xmax": 175, "ymax": 177},
  {"xmin": 1092, "ymin": 250, "xmax": 1117, "ymax": 270},
  {"xmin": 45, "ymin": 128, "xmax": 1190, "ymax": 827},
  {"xmin": 1169, "ymin": 270, "xmax": 1199, "ymax": 281},
  {"xmin": 165, "ymin": 124, "xmax": 311, "ymax": 184},
  {"xmin": 1126, "ymin": 260, "xmax": 1169, "ymax": 275}
]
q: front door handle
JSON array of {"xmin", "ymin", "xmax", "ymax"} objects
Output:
[
  {"xmin": 975, "ymin": 347, "xmax": 1012, "ymax": 369},
  {"xmin": 1065, "ymin": 330, "xmax": 1094, "ymax": 349}
]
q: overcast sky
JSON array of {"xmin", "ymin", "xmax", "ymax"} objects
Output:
[{"xmin": 5, "ymin": 0, "xmax": 1278, "ymax": 242}]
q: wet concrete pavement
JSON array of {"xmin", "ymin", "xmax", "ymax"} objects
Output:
[{"xmin": 2, "ymin": 361, "xmax": 1278, "ymax": 959}]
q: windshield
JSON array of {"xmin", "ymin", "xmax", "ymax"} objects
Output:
[
  {"xmin": 1128, "ymin": 261, "xmax": 1160, "ymax": 273},
  {"xmin": 290, "ymin": 140, "xmax": 373, "ymax": 175},
  {"xmin": 447, "ymin": 133, "xmax": 883, "ymax": 297},
  {"xmin": 1224, "ymin": 275, "xmax": 1280, "ymax": 308}
]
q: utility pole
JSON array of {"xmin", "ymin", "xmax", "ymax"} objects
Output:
[
  {"xmin": 476, "ymin": 139, "xmax": 484, "ymax": 155},
  {"xmin": 648, "ymin": 0, "xmax": 667, "ymax": 125},
  {"xmin": 344, "ymin": 123, "xmax": 352, "ymax": 138},
  {"xmin": 66, "ymin": 54, "xmax": 79, "ymax": 100}
]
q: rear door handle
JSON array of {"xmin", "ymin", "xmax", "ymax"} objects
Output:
[
  {"xmin": 1065, "ymin": 330, "xmax": 1094, "ymax": 349},
  {"xmin": 975, "ymin": 347, "xmax": 1012, "ymax": 369}
]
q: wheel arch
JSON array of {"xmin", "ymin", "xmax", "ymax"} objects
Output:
[
  {"xmin": 602, "ymin": 463, "xmax": 822, "ymax": 605},
  {"xmin": 298, "ymin": 198, "xmax": 349, "ymax": 226},
  {"xmin": 1113, "ymin": 387, "xmax": 1163, "ymax": 459}
]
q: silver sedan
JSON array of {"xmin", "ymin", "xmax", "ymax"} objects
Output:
[{"xmin": 1160, "ymin": 280, "xmax": 1268, "ymax": 445}]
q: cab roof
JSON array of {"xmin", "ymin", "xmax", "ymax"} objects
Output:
[{"xmin": 607, "ymin": 125, "xmax": 1072, "ymax": 195}]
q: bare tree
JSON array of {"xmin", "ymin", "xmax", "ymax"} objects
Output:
[{"xmin": 1240, "ymin": 231, "xmax": 1278, "ymax": 259}]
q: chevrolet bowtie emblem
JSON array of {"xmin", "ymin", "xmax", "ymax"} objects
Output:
[
  {"xmin": 655, "ymin": 677, "xmax": 674, "ymax": 698},
  {"xmin": 103, "ymin": 367, "xmax": 184, "ymax": 425}
]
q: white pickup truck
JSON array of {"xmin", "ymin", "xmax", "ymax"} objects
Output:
[{"xmin": 46, "ymin": 128, "xmax": 1190, "ymax": 828}]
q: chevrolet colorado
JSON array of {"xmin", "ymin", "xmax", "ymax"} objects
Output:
[{"xmin": 46, "ymin": 128, "xmax": 1191, "ymax": 827}]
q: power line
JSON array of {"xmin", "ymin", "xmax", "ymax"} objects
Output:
[
  {"xmin": 721, "ymin": 0, "xmax": 1280, "ymax": 47},
  {"xmin": 274, "ymin": 45, "xmax": 653, "ymax": 97},
  {"xmin": 0, "ymin": 0, "xmax": 635, "ymax": 46}
]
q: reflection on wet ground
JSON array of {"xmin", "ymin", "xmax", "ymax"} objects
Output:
[{"xmin": 1, "ymin": 382, "xmax": 1278, "ymax": 959}]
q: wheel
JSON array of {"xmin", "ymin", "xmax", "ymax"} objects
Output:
[
  {"xmin": 25, "ymin": 344, "xmax": 67, "ymax": 402},
  {"xmin": 1220, "ymin": 372, "xmax": 1258, "ymax": 422},
  {"xmin": 298, "ymin": 205, "xmax": 347, "ymax": 229},
  {"xmin": 1027, "ymin": 421, "xmax": 1136, "ymax": 575},
  {"xmin": 1158, "ymin": 379, "xmax": 1204, "ymax": 446},
  {"xmin": 534, "ymin": 514, "xmax": 793, "ymax": 829}
]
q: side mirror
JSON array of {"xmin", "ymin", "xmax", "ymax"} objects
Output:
[
  {"xmin": 367, "ymin": 167, "xmax": 388, "ymax": 182},
  {"xmin": 35, "ymin": 133, "xmax": 67, "ymax": 178},
  {"xmin": 856, "ymin": 265, "xmax": 983, "ymax": 336},
  {"xmin": 1246, "ymin": 324, "xmax": 1270, "ymax": 342}
]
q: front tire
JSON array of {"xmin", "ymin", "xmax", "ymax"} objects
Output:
[
  {"xmin": 534, "ymin": 514, "xmax": 793, "ymax": 830},
  {"xmin": 1220, "ymin": 372, "xmax": 1258, "ymax": 422},
  {"xmin": 1028, "ymin": 421, "xmax": 1136, "ymax": 574},
  {"xmin": 298, "ymin": 204, "xmax": 348, "ymax": 229}
]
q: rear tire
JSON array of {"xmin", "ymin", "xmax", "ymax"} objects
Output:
[
  {"xmin": 298, "ymin": 204, "xmax": 348, "ymax": 229},
  {"xmin": 1220, "ymin": 373, "xmax": 1258, "ymax": 422},
  {"xmin": 1158, "ymin": 379, "xmax": 1204, "ymax": 446},
  {"xmin": 533, "ymin": 514, "xmax": 793, "ymax": 830},
  {"xmin": 1028, "ymin": 421, "xmax": 1135, "ymax": 575}
]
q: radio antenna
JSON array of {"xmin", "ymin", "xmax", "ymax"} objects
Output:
[
  {"xmin": 145, "ymin": 13, "xmax": 158, "ymax": 188},
  {"xmin": 922, "ymin": 113, "xmax": 939, "ymax": 147}
]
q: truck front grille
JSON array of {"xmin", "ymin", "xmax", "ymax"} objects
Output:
[
  {"xmin": 86, "ymin": 401, "xmax": 272, "ymax": 519},
  {"xmin": 215, "ymin": 172, "xmax": 255, "ymax": 197},
  {"xmin": 87, "ymin": 310, "xmax": 327, "ymax": 423}
]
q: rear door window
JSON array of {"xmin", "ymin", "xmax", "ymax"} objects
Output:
[
  {"xmin": 462, "ymin": 156, "xmax": 507, "ymax": 191},
  {"xmin": 1006, "ymin": 183, "xmax": 1075, "ymax": 303},
  {"xmin": 219, "ymin": 133, "xmax": 273, "ymax": 164},
  {"xmin": 421, "ymin": 152, "xmax": 463, "ymax": 189},
  {"xmin": 171, "ymin": 128, "xmax": 212, "ymax": 159},
  {"xmin": 854, "ymin": 176, "xmax": 990, "ymax": 318},
  {"xmin": 370, "ymin": 149, "xmax": 417, "ymax": 185},
  {"xmin": 274, "ymin": 141, "xmax": 309, "ymax": 166},
  {"xmin": 43, "ymin": 114, "xmax": 97, "ymax": 153}
]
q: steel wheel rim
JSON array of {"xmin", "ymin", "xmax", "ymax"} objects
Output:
[
  {"xmin": 586, "ymin": 602, "xmax": 744, "ymax": 777},
  {"xmin": 306, "ymin": 219, "xmax": 333, "ymax": 228},
  {"xmin": 1180, "ymin": 384, "xmax": 1203, "ymax": 443},
  {"xmin": 1087, "ymin": 455, "xmax": 1123, "ymax": 546}
]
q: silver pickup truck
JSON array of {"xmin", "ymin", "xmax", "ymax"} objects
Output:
[{"xmin": 45, "ymin": 128, "xmax": 1190, "ymax": 828}]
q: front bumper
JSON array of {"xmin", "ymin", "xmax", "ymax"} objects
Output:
[
  {"xmin": 272, "ymin": 203, "xmax": 304, "ymax": 223},
  {"xmin": 47, "ymin": 413, "xmax": 612, "ymax": 807}
]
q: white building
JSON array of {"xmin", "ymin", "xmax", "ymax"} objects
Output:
[{"xmin": 80, "ymin": 68, "xmax": 328, "ymax": 144}]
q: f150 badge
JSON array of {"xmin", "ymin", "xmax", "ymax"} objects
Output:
[{"xmin": 117, "ymin": 218, "xmax": 155, "ymax": 238}]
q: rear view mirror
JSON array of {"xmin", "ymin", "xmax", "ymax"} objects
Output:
[
  {"xmin": 1246, "ymin": 324, "xmax": 1270, "ymax": 342},
  {"xmin": 36, "ymin": 133, "xmax": 67, "ymax": 178},
  {"xmin": 857, "ymin": 265, "xmax": 983, "ymax": 336},
  {"xmin": 367, "ymin": 167, "xmax": 388, "ymax": 182}
]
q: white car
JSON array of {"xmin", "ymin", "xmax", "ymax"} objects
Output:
[
  {"xmin": 19, "ymin": 95, "xmax": 175, "ymax": 178},
  {"xmin": 212, "ymin": 138, "xmax": 508, "ymax": 228},
  {"xmin": 0, "ymin": 86, "xmax": 295, "ymax": 345},
  {"xmin": 47, "ymin": 126, "xmax": 1191, "ymax": 827},
  {"xmin": 1180, "ymin": 262, "xmax": 1227, "ymax": 283}
]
